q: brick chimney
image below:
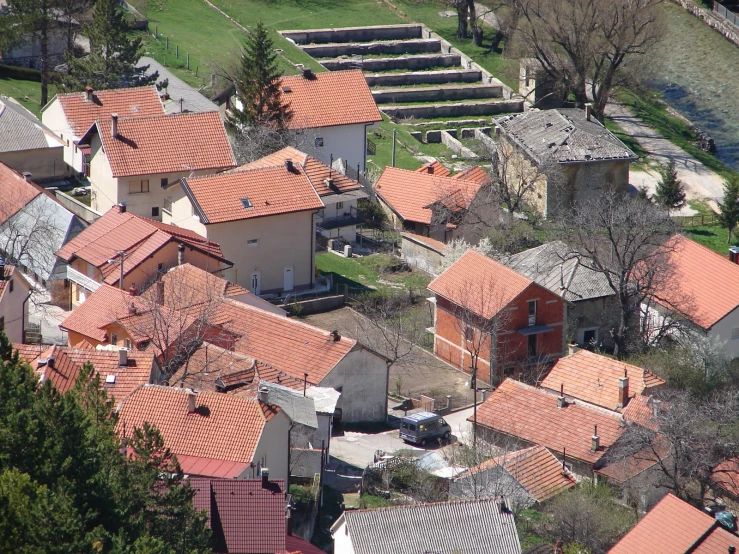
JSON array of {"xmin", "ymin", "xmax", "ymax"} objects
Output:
[
  {"xmin": 85, "ymin": 86, "xmax": 93, "ymax": 102},
  {"xmin": 128, "ymin": 284, "xmax": 137, "ymax": 297},
  {"xmin": 156, "ymin": 280, "xmax": 165, "ymax": 304},
  {"xmin": 591, "ymin": 424, "xmax": 600, "ymax": 451},
  {"xmin": 557, "ymin": 383, "xmax": 567, "ymax": 408},
  {"xmin": 618, "ymin": 371, "xmax": 629, "ymax": 408},
  {"xmin": 111, "ymin": 113, "xmax": 119, "ymax": 138}
]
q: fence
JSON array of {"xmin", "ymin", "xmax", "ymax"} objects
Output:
[
  {"xmin": 715, "ymin": 2, "xmax": 739, "ymax": 27},
  {"xmin": 676, "ymin": 213, "xmax": 718, "ymax": 227}
]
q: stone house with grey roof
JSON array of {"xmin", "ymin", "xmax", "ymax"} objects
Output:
[
  {"xmin": 495, "ymin": 107, "xmax": 637, "ymax": 218},
  {"xmin": 504, "ymin": 240, "xmax": 619, "ymax": 350}
]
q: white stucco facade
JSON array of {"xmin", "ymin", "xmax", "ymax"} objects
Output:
[
  {"xmin": 331, "ymin": 520, "xmax": 357, "ymax": 554},
  {"xmin": 304, "ymin": 122, "xmax": 370, "ymax": 174},
  {"xmin": 0, "ymin": 269, "xmax": 33, "ymax": 343},
  {"xmin": 41, "ymin": 98, "xmax": 85, "ymax": 174},
  {"xmin": 245, "ymin": 410, "xmax": 292, "ymax": 485}
]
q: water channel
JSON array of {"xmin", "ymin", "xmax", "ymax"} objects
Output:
[{"xmin": 648, "ymin": 2, "xmax": 739, "ymax": 169}]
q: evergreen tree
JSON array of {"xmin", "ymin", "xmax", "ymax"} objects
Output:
[
  {"xmin": 654, "ymin": 158, "xmax": 686, "ymax": 213},
  {"xmin": 63, "ymin": 0, "xmax": 156, "ymax": 91},
  {"xmin": 228, "ymin": 22, "xmax": 293, "ymax": 129},
  {"xmin": 719, "ymin": 175, "xmax": 739, "ymax": 244}
]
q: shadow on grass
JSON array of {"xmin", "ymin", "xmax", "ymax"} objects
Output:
[{"xmin": 319, "ymin": 271, "xmax": 374, "ymax": 294}]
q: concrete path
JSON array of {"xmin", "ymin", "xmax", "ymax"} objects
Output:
[{"xmin": 606, "ymin": 101, "xmax": 726, "ymax": 202}]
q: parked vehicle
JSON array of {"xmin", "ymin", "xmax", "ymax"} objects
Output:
[{"xmin": 399, "ymin": 411, "xmax": 451, "ymax": 446}]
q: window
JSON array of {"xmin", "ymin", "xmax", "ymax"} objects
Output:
[
  {"xmin": 315, "ymin": 137, "xmax": 324, "ymax": 148},
  {"xmin": 161, "ymin": 178, "xmax": 168, "ymax": 188},
  {"xmin": 163, "ymin": 196, "xmax": 172, "ymax": 214},
  {"xmin": 247, "ymin": 239, "xmax": 259, "ymax": 247},
  {"xmin": 0, "ymin": 317, "xmax": 4, "ymax": 331},
  {"xmin": 124, "ymin": 339, "xmax": 132, "ymax": 349},
  {"xmin": 110, "ymin": 333, "xmax": 118, "ymax": 345},
  {"xmin": 8, "ymin": 280, "xmax": 12, "ymax": 293},
  {"xmin": 336, "ymin": 201, "xmax": 344, "ymax": 210},
  {"xmin": 528, "ymin": 300, "xmax": 537, "ymax": 316},
  {"xmin": 129, "ymin": 179, "xmax": 150, "ymax": 194},
  {"xmin": 151, "ymin": 207, "xmax": 160, "ymax": 217},
  {"xmin": 583, "ymin": 328, "xmax": 598, "ymax": 346},
  {"xmin": 527, "ymin": 334, "xmax": 537, "ymax": 357},
  {"xmin": 732, "ymin": 328, "xmax": 739, "ymax": 340},
  {"xmin": 241, "ymin": 198, "xmax": 253, "ymax": 209}
]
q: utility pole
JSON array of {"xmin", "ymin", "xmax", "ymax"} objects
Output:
[
  {"xmin": 391, "ymin": 129, "xmax": 397, "ymax": 167},
  {"xmin": 472, "ymin": 366, "xmax": 477, "ymax": 449},
  {"xmin": 118, "ymin": 250, "xmax": 126, "ymax": 289}
]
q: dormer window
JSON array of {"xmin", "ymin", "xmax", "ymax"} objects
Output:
[{"xmin": 241, "ymin": 198, "xmax": 253, "ymax": 209}]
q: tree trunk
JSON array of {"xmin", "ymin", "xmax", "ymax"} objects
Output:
[
  {"xmin": 456, "ymin": 3, "xmax": 469, "ymax": 39},
  {"xmin": 488, "ymin": 30, "xmax": 504, "ymax": 53},
  {"xmin": 467, "ymin": 0, "xmax": 483, "ymax": 46},
  {"xmin": 40, "ymin": 24, "xmax": 49, "ymax": 107}
]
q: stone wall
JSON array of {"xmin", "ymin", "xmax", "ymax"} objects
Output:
[
  {"xmin": 281, "ymin": 24, "xmax": 423, "ymax": 45},
  {"xmin": 382, "ymin": 99, "xmax": 523, "ymax": 119},
  {"xmin": 372, "ymin": 84, "xmax": 503, "ymax": 104},
  {"xmin": 669, "ymin": 0, "xmax": 739, "ymax": 47},
  {"xmin": 301, "ymin": 38, "xmax": 441, "ymax": 58},
  {"xmin": 321, "ymin": 53, "xmax": 460, "ymax": 72},
  {"xmin": 364, "ymin": 70, "xmax": 482, "ymax": 87}
]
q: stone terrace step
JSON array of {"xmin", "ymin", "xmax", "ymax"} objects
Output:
[
  {"xmin": 364, "ymin": 69, "xmax": 482, "ymax": 87},
  {"xmin": 301, "ymin": 38, "xmax": 441, "ymax": 58},
  {"xmin": 280, "ymin": 24, "xmax": 422, "ymax": 45},
  {"xmin": 321, "ymin": 54, "xmax": 460, "ymax": 72},
  {"xmin": 381, "ymin": 99, "xmax": 524, "ymax": 119},
  {"xmin": 372, "ymin": 84, "xmax": 503, "ymax": 104}
]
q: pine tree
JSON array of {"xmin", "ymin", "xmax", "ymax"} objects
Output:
[
  {"xmin": 63, "ymin": 0, "xmax": 156, "ymax": 91},
  {"xmin": 654, "ymin": 158, "xmax": 686, "ymax": 213},
  {"xmin": 719, "ymin": 175, "xmax": 739, "ymax": 244},
  {"xmin": 228, "ymin": 22, "xmax": 293, "ymax": 129}
]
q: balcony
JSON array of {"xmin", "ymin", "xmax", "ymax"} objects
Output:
[
  {"xmin": 317, "ymin": 206, "xmax": 362, "ymax": 231},
  {"xmin": 67, "ymin": 266, "xmax": 101, "ymax": 293}
]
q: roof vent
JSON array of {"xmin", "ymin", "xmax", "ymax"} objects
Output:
[
  {"xmin": 118, "ymin": 348, "xmax": 128, "ymax": 367},
  {"xmin": 258, "ymin": 385, "xmax": 270, "ymax": 404},
  {"xmin": 283, "ymin": 85, "xmax": 292, "ymax": 93},
  {"xmin": 37, "ymin": 358, "xmax": 48, "ymax": 368},
  {"xmin": 241, "ymin": 198, "xmax": 253, "ymax": 209},
  {"xmin": 330, "ymin": 330, "xmax": 341, "ymax": 342},
  {"xmin": 105, "ymin": 374, "xmax": 116, "ymax": 384},
  {"xmin": 545, "ymin": 122, "xmax": 553, "ymax": 128},
  {"xmin": 261, "ymin": 467, "xmax": 270, "ymax": 487}
]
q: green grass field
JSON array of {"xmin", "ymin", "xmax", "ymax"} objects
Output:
[
  {"xmin": 0, "ymin": 78, "xmax": 58, "ymax": 116},
  {"xmin": 316, "ymin": 252, "xmax": 431, "ymax": 293}
]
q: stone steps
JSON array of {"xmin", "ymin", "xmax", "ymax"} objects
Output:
[
  {"xmin": 321, "ymin": 53, "xmax": 460, "ymax": 72},
  {"xmin": 372, "ymin": 84, "xmax": 503, "ymax": 104},
  {"xmin": 301, "ymin": 39, "xmax": 441, "ymax": 58},
  {"xmin": 364, "ymin": 69, "xmax": 482, "ymax": 87},
  {"xmin": 381, "ymin": 99, "xmax": 524, "ymax": 119}
]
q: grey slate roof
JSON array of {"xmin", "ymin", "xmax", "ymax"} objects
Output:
[
  {"xmin": 503, "ymin": 241, "xmax": 613, "ymax": 302},
  {"xmin": 495, "ymin": 108, "xmax": 637, "ymax": 164},
  {"xmin": 0, "ymin": 97, "xmax": 63, "ymax": 153},
  {"xmin": 333, "ymin": 498, "xmax": 521, "ymax": 554},
  {"xmin": 259, "ymin": 380, "xmax": 318, "ymax": 429},
  {"xmin": 139, "ymin": 57, "xmax": 220, "ymax": 115},
  {"xmin": 305, "ymin": 386, "xmax": 341, "ymax": 414}
]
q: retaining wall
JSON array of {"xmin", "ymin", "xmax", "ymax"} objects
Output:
[
  {"xmin": 54, "ymin": 191, "xmax": 101, "ymax": 223},
  {"xmin": 301, "ymin": 38, "xmax": 440, "ymax": 58},
  {"xmin": 382, "ymin": 99, "xmax": 524, "ymax": 119},
  {"xmin": 364, "ymin": 69, "xmax": 481, "ymax": 87},
  {"xmin": 321, "ymin": 53, "xmax": 460, "ymax": 72},
  {"xmin": 282, "ymin": 293, "xmax": 346, "ymax": 315},
  {"xmin": 440, "ymin": 130, "xmax": 478, "ymax": 159},
  {"xmin": 669, "ymin": 0, "xmax": 739, "ymax": 48},
  {"xmin": 281, "ymin": 24, "xmax": 422, "ymax": 45},
  {"xmin": 372, "ymin": 84, "xmax": 503, "ymax": 104}
]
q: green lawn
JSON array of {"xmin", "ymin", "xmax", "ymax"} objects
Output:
[
  {"xmin": 0, "ymin": 78, "xmax": 58, "ymax": 116},
  {"xmin": 316, "ymin": 252, "xmax": 431, "ymax": 293},
  {"xmin": 684, "ymin": 224, "xmax": 732, "ymax": 253}
]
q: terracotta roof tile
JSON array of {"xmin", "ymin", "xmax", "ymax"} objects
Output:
[
  {"xmin": 471, "ymin": 379, "xmax": 625, "ymax": 465},
  {"xmin": 375, "ymin": 166, "xmax": 484, "ymax": 225},
  {"xmin": 607, "ymin": 493, "xmax": 738, "ymax": 554},
  {"xmin": 654, "ymin": 235, "xmax": 739, "ymax": 330},
  {"xmin": 236, "ymin": 146, "xmax": 363, "ymax": 196},
  {"xmin": 712, "ymin": 458, "xmax": 739, "ymax": 497},
  {"xmin": 60, "ymin": 284, "xmax": 138, "ymax": 342},
  {"xmin": 168, "ymin": 342, "xmax": 256, "ymax": 393},
  {"xmin": 55, "ymin": 86, "xmax": 165, "ymax": 136},
  {"xmin": 541, "ymin": 350, "xmax": 665, "ymax": 412},
  {"xmin": 416, "ymin": 160, "xmax": 451, "ymax": 177},
  {"xmin": 183, "ymin": 164, "xmax": 324, "ymax": 224},
  {"xmin": 117, "ymin": 385, "xmax": 272, "ymax": 464},
  {"xmin": 452, "ymin": 166, "xmax": 491, "ymax": 185},
  {"xmin": 177, "ymin": 456, "xmax": 249, "ymax": 478},
  {"xmin": 0, "ymin": 162, "xmax": 48, "ymax": 224},
  {"xmin": 280, "ymin": 70, "xmax": 381, "ymax": 129},
  {"xmin": 428, "ymin": 249, "xmax": 534, "ymax": 319},
  {"xmin": 622, "ymin": 394, "xmax": 660, "ymax": 431},
  {"xmin": 285, "ymin": 535, "xmax": 325, "ymax": 554},
  {"xmin": 190, "ymin": 478, "xmax": 286, "ymax": 553},
  {"xmin": 595, "ymin": 434, "xmax": 670, "ymax": 485},
  {"xmin": 0, "ymin": 264, "xmax": 17, "ymax": 298},
  {"xmin": 86, "ymin": 111, "xmax": 235, "ymax": 178}
]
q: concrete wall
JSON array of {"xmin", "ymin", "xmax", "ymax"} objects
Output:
[
  {"xmin": 382, "ymin": 99, "xmax": 524, "ymax": 119},
  {"xmin": 364, "ymin": 70, "xmax": 481, "ymax": 87},
  {"xmin": 281, "ymin": 24, "xmax": 422, "ymax": 45},
  {"xmin": 0, "ymin": 270, "xmax": 32, "ymax": 343},
  {"xmin": 332, "ymin": 520, "xmax": 357, "ymax": 554},
  {"xmin": 670, "ymin": 0, "xmax": 739, "ymax": 48},
  {"xmin": 307, "ymin": 123, "xmax": 370, "ymax": 173},
  {"xmin": 372, "ymin": 84, "xmax": 502, "ymax": 104},
  {"xmin": 248, "ymin": 410, "xmax": 292, "ymax": 485},
  {"xmin": 321, "ymin": 346, "xmax": 388, "ymax": 423},
  {"xmin": 54, "ymin": 191, "xmax": 102, "ymax": 224},
  {"xmin": 0, "ymin": 146, "xmax": 70, "ymax": 182},
  {"xmin": 283, "ymin": 293, "xmax": 346, "ymax": 316},
  {"xmin": 549, "ymin": 160, "xmax": 630, "ymax": 217},
  {"xmin": 41, "ymin": 98, "xmax": 85, "ymax": 174},
  {"xmin": 322, "ymin": 54, "xmax": 460, "ymax": 72},
  {"xmin": 440, "ymin": 130, "xmax": 477, "ymax": 159},
  {"xmin": 302, "ymin": 38, "xmax": 440, "ymax": 58},
  {"xmin": 570, "ymin": 296, "xmax": 619, "ymax": 351},
  {"xmin": 708, "ymin": 306, "xmax": 739, "ymax": 358},
  {"xmin": 401, "ymin": 235, "xmax": 445, "ymax": 276}
]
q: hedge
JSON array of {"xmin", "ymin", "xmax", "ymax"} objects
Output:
[{"xmin": 0, "ymin": 63, "xmax": 42, "ymax": 82}]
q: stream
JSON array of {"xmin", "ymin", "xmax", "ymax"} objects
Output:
[{"xmin": 647, "ymin": 2, "xmax": 739, "ymax": 169}]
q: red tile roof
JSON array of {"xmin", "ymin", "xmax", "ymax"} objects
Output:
[
  {"xmin": 0, "ymin": 264, "xmax": 17, "ymax": 298},
  {"xmin": 84, "ymin": 111, "xmax": 235, "ymax": 178},
  {"xmin": 712, "ymin": 458, "xmax": 739, "ymax": 497},
  {"xmin": 416, "ymin": 160, "xmax": 451, "ymax": 177},
  {"xmin": 541, "ymin": 350, "xmax": 665, "ymax": 412},
  {"xmin": 400, "ymin": 232, "xmax": 447, "ymax": 254},
  {"xmin": 452, "ymin": 166, "xmax": 491, "ymax": 185},
  {"xmin": 471, "ymin": 379, "xmax": 625, "ymax": 465},
  {"xmin": 595, "ymin": 434, "xmax": 671, "ymax": 485},
  {"xmin": 237, "ymin": 146, "xmax": 363, "ymax": 196},
  {"xmin": 190, "ymin": 478, "xmax": 286, "ymax": 554},
  {"xmin": 456, "ymin": 445, "xmax": 576, "ymax": 503},
  {"xmin": 177, "ymin": 456, "xmax": 249, "ymax": 479},
  {"xmin": 280, "ymin": 69, "xmax": 381, "ymax": 129},
  {"xmin": 167, "ymin": 341, "xmax": 256, "ymax": 392},
  {"xmin": 607, "ymin": 493, "xmax": 739, "ymax": 554},
  {"xmin": 182, "ymin": 164, "xmax": 324, "ymax": 224},
  {"xmin": 285, "ymin": 535, "xmax": 325, "ymax": 554},
  {"xmin": 622, "ymin": 394, "xmax": 660, "ymax": 431},
  {"xmin": 117, "ymin": 385, "xmax": 276, "ymax": 466},
  {"xmin": 428, "ymin": 249, "xmax": 534, "ymax": 319},
  {"xmin": 60, "ymin": 284, "xmax": 139, "ymax": 342},
  {"xmin": 0, "ymin": 162, "xmax": 54, "ymax": 224},
  {"xmin": 56, "ymin": 207, "xmax": 228, "ymax": 285},
  {"xmin": 654, "ymin": 235, "xmax": 739, "ymax": 330},
  {"xmin": 54, "ymin": 86, "xmax": 165, "ymax": 136},
  {"xmin": 374, "ymin": 167, "xmax": 485, "ymax": 225}
]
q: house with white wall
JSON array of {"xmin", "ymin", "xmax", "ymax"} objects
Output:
[
  {"xmin": 79, "ymin": 111, "xmax": 235, "ymax": 219},
  {"xmin": 163, "ymin": 159, "xmax": 324, "ymax": 295},
  {"xmin": 0, "ymin": 263, "xmax": 33, "ymax": 343},
  {"xmin": 41, "ymin": 86, "xmax": 165, "ymax": 175}
]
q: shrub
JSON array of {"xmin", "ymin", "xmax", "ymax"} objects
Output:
[{"xmin": 0, "ymin": 64, "xmax": 42, "ymax": 82}]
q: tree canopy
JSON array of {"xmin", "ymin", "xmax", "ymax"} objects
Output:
[{"xmin": 654, "ymin": 158, "xmax": 686, "ymax": 213}]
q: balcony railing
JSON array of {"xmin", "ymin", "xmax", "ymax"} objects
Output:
[
  {"xmin": 67, "ymin": 266, "xmax": 101, "ymax": 293},
  {"xmin": 317, "ymin": 206, "xmax": 362, "ymax": 231}
]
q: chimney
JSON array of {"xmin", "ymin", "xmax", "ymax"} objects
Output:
[
  {"xmin": 129, "ymin": 284, "xmax": 137, "ymax": 297},
  {"xmin": 302, "ymin": 67, "xmax": 313, "ymax": 79},
  {"xmin": 261, "ymin": 467, "xmax": 270, "ymax": 487},
  {"xmin": 118, "ymin": 348, "xmax": 128, "ymax": 366},
  {"xmin": 285, "ymin": 159, "xmax": 294, "ymax": 172},
  {"xmin": 119, "ymin": 201, "xmax": 127, "ymax": 213},
  {"xmin": 729, "ymin": 546, "xmax": 736, "ymax": 554},
  {"xmin": 324, "ymin": 177, "xmax": 335, "ymax": 190},
  {"xmin": 156, "ymin": 280, "xmax": 165, "ymax": 304},
  {"xmin": 0, "ymin": 257, "xmax": 4, "ymax": 280},
  {"xmin": 428, "ymin": 164, "xmax": 434, "ymax": 175},
  {"xmin": 618, "ymin": 371, "xmax": 629, "ymax": 408},
  {"xmin": 85, "ymin": 86, "xmax": 93, "ymax": 102},
  {"xmin": 585, "ymin": 103, "xmax": 593, "ymax": 121},
  {"xmin": 178, "ymin": 243, "xmax": 185, "ymax": 266},
  {"xmin": 186, "ymin": 389, "xmax": 197, "ymax": 413},
  {"xmin": 128, "ymin": 302, "xmax": 137, "ymax": 316},
  {"xmin": 498, "ymin": 499, "xmax": 507, "ymax": 514},
  {"xmin": 111, "ymin": 113, "xmax": 119, "ymax": 138},
  {"xmin": 47, "ymin": 358, "xmax": 55, "ymax": 370},
  {"xmin": 591, "ymin": 424, "xmax": 600, "ymax": 451},
  {"xmin": 330, "ymin": 330, "xmax": 341, "ymax": 342},
  {"xmin": 568, "ymin": 343, "xmax": 579, "ymax": 356},
  {"xmin": 730, "ymin": 246, "xmax": 739, "ymax": 264},
  {"xmin": 22, "ymin": 172, "xmax": 32, "ymax": 182},
  {"xmin": 557, "ymin": 383, "xmax": 566, "ymax": 408},
  {"xmin": 258, "ymin": 385, "xmax": 270, "ymax": 404},
  {"xmin": 652, "ymin": 398, "xmax": 662, "ymax": 418}
]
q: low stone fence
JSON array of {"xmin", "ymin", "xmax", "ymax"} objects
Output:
[
  {"xmin": 372, "ymin": 83, "xmax": 503, "ymax": 104},
  {"xmin": 301, "ymin": 38, "xmax": 440, "ymax": 58},
  {"xmin": 381, "ymin": 99, "xmax": 523, "ymax": 119},
  {"xmin": 322, "ymin": 53, "xmax": 460, "ymax": 72},
  {"xmin": 400, "ymin": 233, "xmax": 446, "ymax": 276},
  {"xmin": 364, "ymin": 69, "xmax": 481, "ymax": 87},
  {"xmin": 281, "ymin": 24, "xmax": 422, "ymax": 45},
  {"xmin": 281, "ymin": 291, "xmax": 347, "ymax": 315}
]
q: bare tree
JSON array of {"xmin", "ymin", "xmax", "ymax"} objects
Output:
[
  {"xmin": 511, "ymin": 0, "xmax": 663, "ymax": 121},
  {"xmin": 56, "ymin": 0, "xmax": 90, "ymax": 51},
  {"xmin": 558, "ymin": 188, "xmax": 679, "ymax": 358}
]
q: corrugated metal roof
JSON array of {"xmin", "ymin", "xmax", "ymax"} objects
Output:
[
  {"xmin": 339, "ymin": 498, "xmax": 522, "ymax": 554},
  {"xmin": 504, "ymin": 241, "xmax": 613, "ymax": 302},
  {"xmin": 0, "ymin": 97, "xmax": 62, "ymax": 152},
  {"xmin": 496, "ymin": 108, "xmax": 637, "ymax": 164}
]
